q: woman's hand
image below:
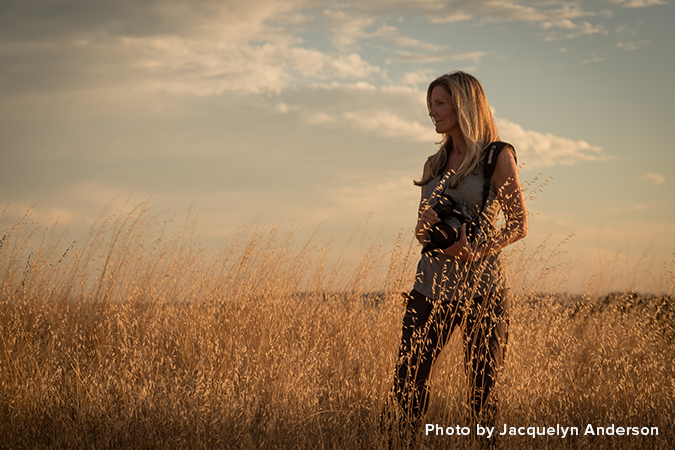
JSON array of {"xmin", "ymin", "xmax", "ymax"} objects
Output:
[
  {"xmin": 438, "ymin": 223, "xmax": 475, "ymax": 261},
  {"xmin": 415, "ymin": 201, "xmax": 438, "ymax": 243},
  {"xmin": 418, "ymin": 204, "xmax": 476, "ymax": 261},
  {"xmin": 419, "ymin": 202, "xmax": 439, "ymax": 229}
]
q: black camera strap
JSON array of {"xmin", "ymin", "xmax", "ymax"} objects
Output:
[
  {"xmin": 468, "ymin": 141, "xmax": 516, "ymax": 249},
  {"xmin": 479, "ymin": 141, "xmax": 517, "ymax": 216}
]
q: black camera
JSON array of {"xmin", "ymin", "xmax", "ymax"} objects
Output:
[{"xmin": 422, "ymin": 194, "xmax": 479, "ymax": 254}]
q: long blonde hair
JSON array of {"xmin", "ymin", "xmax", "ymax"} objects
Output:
[{"xmin": 415, "ymin": 71, "xmax": 499, "ymax": 188}]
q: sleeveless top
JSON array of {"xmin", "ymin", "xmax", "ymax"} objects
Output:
[{"xmin": 413, "ymin": 154, "xmax": 507, "ymax": 303}]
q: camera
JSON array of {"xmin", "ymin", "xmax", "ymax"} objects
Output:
[{"xmin": 422, "ymin": 194, "xmax": 479, "ymax": 254}]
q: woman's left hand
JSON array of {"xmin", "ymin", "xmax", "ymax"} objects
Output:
[
  {"xmin": 439, "ymin": 223, "xmax": 474, "ymax": 260},
  {"xmin": 439, "ymin": 224, "xmax": 496, "ymax": 262}
]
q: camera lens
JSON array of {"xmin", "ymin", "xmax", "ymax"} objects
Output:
[{"xmin": 431, "ymin": 219, "xmax": 460, "ymax": 247}]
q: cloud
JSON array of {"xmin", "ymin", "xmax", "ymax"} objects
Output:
[
  {"xmin": 342, "ymin": 110, "xmax": 434, "ymax": 142},
  {"xmin": 278, "ymin": 83, "xmax": 434, "ymax": 143},
  {"xmin": 609, "ymin": 0, "xmax": 668, "ymax": 7},
  {"xmin": 496, "ymin": 118, "xmax": 605, "ymax": 169},
  {"xmin": 401, "ymin": 69, "xmax": 437, "ymax": 88},
  {"xmin": 3, "ymin": 34, "xmax": 383, "ymax": 99},
  {"xmin": 617, "ymin": 40, "xmax": 651, "ymax": 51},
  {"xmin": 0, "ymin": 0, "xmax": 385, "ymax": 99},
  {"xmin": 644, "ymin": 173, "xmax": 666, "ymax": 185},
  {"xmin": 429, "ymin": 1, "xmax": 549, "ymax": 24},
  {"xmin": 426, "ymin": 1, "xmax": 612, "ymax": 42},
  {"xmin": 581, "ymin": 52, "xmax": 606, "ymax": 64},
  {"xmin": 123, "ymin": 34, "xmax": 383, "ymax": 95},
  {"xmin": 543, "ymin": 21, "xmax": 608, "ymax": 41},
  {"xmin": 370, "ymin": 24, "xmax": 444, "ymax": 52},
  {"xmin": 328, "ymin": 174, "xmax": 418, "ymax": 221},
  {"xmin": 428, "ymin": 1, "xmax": 595, "ymax": 26},
  {"xmin": 601, "ymin": 202, "xmax": 650, "ymax": 214},
  {"xmin": 0, "ymin": 0, "xmax": 297, "ymax": 43},
  {"xmin": 322, "ymin": 8, "xmax": 375, "ymax": 52},
  {"xmin": 0, "ymin": 0, "xmax": 655, "ymax": 104},
  {"xmin": 392, "ymin": 50, "xmax": 486, "ymax": 64}
]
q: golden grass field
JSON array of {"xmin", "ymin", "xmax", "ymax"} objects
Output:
[{"xmin": 1, "ymin": 204, "xmax": 673, "ymax": 449}]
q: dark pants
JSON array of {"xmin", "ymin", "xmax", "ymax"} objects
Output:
[{"xmin": 392, "ymin": 288, "xmax": 510, "ymax": 431}]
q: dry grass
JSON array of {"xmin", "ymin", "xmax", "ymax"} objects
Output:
[{"xmin": 1, "ymin": 204, "xmax": 673, "ymax": 449}]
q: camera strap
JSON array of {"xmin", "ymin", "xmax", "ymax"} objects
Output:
[
  {"xmin": 478, "ymin": 141, "xmax": 517, "ymax": 216},
  {"xmin": 428, "ymin": 170, "xmax": 454, "ymax": 206}
]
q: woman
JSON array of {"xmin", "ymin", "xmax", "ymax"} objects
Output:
[{"xmin": 392, "ymin": 71, "xmax": 527, "ymax": 440}]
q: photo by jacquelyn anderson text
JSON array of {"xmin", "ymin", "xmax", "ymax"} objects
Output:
[{"xmin": 425, "ymin": 423, "xmax": 660, "ymax": 439}]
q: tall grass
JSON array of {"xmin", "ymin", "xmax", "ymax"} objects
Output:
[{"xmin": 1, "ymin": 204, "xmax": 673, "ymax": 449}]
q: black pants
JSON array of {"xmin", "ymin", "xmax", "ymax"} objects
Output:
[{"xmin": 392, "ymin": 288, "xmax": 510, "ymax": 430}]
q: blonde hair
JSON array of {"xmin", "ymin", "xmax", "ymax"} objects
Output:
[{"xmin": 415, "ymin": 71, "xmax": 499, "ymax": 188}]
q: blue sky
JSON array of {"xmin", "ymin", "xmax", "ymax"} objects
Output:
[{"xmin": 1, "ymin": 0, "xmax": 674, "ymax": 293}]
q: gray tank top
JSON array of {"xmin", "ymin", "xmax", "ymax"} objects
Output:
[{"xmin": 413, "ymin": 160, "xmax": 506, "ymax": 303}]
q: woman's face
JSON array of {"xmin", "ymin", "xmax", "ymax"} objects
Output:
[{"xmin": 428, "ymin": 85, "xmax": 458, "ymax": 135}]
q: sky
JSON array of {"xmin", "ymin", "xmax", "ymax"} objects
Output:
[{"xmin": 1, "ymin": 0, "xmax": 674, "ymax": 294}]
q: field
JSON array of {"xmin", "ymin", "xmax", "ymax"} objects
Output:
[{"xmin": 1, "ymin": 204, "xmax": 674, "ymax": 449}]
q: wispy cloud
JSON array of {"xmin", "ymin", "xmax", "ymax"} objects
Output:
[
  {"xmin": 543, "ymin": 21, "xmax": 608, "ymax": 41},
  {"xmin": 609, "ymin": 0, "xmax": 668, "ymax": 7},
  {"xmin": 644, "ymin": 172, "xmax": 666, "ymax": 185},
  {"xmin": 288, "ymin": 83, "xmax": 434, "ymax": 142},
  {"xmin": 427, "ymin": 0, "xmax": 605, "ymax": 39},
  {"xmin": 496, "ymin": 118, "xmax": 605, "ymax": 169},
  {"xmin": 581, "ymin": 52, "xmax": 606, "ymax": 64},
  {"xmin": 429, "ymin": 1, "xmax": 553, "ymax": 24},
  {"xmin": 370, "ymin": 24, "xmax": 444, "ymax": 52},
  {"xmin": 322, "ymin": 8, "xmax": 375, "ymax": 52},
  {"xmin": 392, "ymin": 50, "xmax": 486, "ymax": 64},
  {"xmin": 617, "ymin": 40, "xmax": 651, "ymax": 51},
  {"xmin": 401, "ymin": 69, "xmax": 437, "ymax": 88},
  {"xmin": 601, "ymin": 202, "xmax": 650, "ymax": 214},
  {"xmin": 328, "ymin": 174, "xmax": 418, "ymax": 221},
  {"xmin": 342, "ymin": 110, "xmax": 433, "ymax": 142}
]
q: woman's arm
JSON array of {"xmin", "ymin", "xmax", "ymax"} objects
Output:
[
  {"xmin": 415, "ymin": 160, "xmax": 434, "ymax": 244},
  {"xmin": 475, "ymin": 146, "xmax": 528, "ymax": 258}
]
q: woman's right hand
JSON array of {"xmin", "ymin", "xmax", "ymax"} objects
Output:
[
  {"xmin": 415, "ymin": 161, "xmax": 436, "ymax": 243},
  {"xmin": 417, "ymin": 202, "xmax": 439, "ymax": 231},
  {"xmin": 415, "ymin": 202, "xmax": 439, "ymax": 244}
]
